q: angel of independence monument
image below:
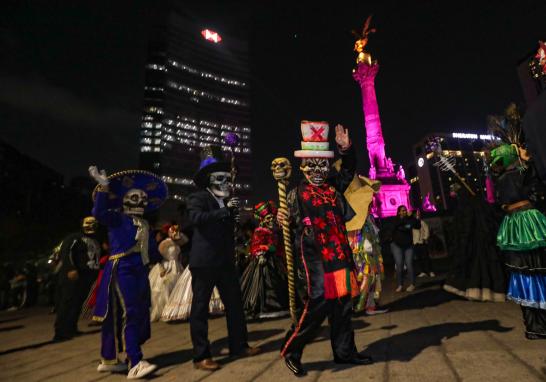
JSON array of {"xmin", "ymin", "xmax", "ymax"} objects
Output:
[{"xmin": 352, "ymin": 18, "xmax": 411, "ymax": 217}]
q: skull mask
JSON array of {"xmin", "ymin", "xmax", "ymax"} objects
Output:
[
  {"xmin": 123, "ymin": 188, "xmax": 148, "ymax": 216},
  {"xmin": 82, "ymin": 216, "xmax": 98, "ymax": 235},
  {"xmin": 300, "ymin": 158, "xmax": 330, "ymax": 186},
  {"xmin": 261, "ymin": 213, "xmax": 275, "ymax": 229},
  {"xmin": 271, "ymin": 158, "xmax": 292, "ymax": 181},
  {"xmin": 209, "ymin": 171, "xmax": 232, "ymax": 198}
]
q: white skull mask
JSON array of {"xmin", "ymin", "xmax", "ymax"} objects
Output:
[
  {"xmin": 209, "ymin": 171, "xmax": 232, "ymax": 198},
  {"xmin": 262, "ymin": 214, "xmax": 275, "ymax": 229},
  {"xmin": 300, "ymin": 158, "xmax": 330, "ymax": 186},
  {"xmin": 123, "ymin": 189, "xmax": 148, "ymax": 216}
]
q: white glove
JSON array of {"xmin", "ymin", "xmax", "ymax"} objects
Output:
[
  {"xmin": 88, "ymin": 165, "xmax": 109, "ymax": 186},
  {"xmin": 226, "ymin": 197, "xmax": 240, "ymax": 209}
]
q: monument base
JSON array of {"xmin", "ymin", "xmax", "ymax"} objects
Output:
[{"xmin": 372, "ymin": 180, "xmax": 412, "ymax": 218}]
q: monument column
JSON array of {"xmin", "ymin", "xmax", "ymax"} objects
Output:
[{"xmin": 352, "ymin": 63, "xmax": 389, "ymax": 178}]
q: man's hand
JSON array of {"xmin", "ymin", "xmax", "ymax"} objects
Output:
[
  {"xmin": 277, "ymin": 207, "xmax": 289, "ymax": 225},
  {"xmin": 67, "ymin": 270, "xmax": 79, "ymax": 281},
  {"xmin": 88, "ymin": 165, "xmax": 109, "ymax": 186},
  {"xmin": 335, "ymin": 124, "xmax": 351, "ymax": 151}
]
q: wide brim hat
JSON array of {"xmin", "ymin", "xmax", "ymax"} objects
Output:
[
  {"xmin": 193, "ymin": 158, "xmax": 231, "ymax": 188},
  {"xmin": 294, "ymin": 120, "xmax": 335, "ymax": 158},
  {"xmin": 92, "ymin": 170, "xmax": 168, "ymax": 212}
]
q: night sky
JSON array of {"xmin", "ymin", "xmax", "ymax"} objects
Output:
[{"xmin": 1, "ymin": 1, "xmax": 545, "ymax": 202}]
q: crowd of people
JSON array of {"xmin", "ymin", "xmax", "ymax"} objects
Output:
[{"xmin": 2, "ymin": 114, "xmax": 544, "ymax": 379}]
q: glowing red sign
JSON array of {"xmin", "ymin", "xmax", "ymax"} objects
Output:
[{"xmin": 201, "ymin": 29, "xmax": 222, "ymax": 43}]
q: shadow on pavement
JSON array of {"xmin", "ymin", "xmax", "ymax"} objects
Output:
[
  {"xmin": 0, "ymin": 328, "xmax": 100, "ymax": 356},
  {"xmin": 384, "ymin": 288, "xmax": 463, "ymax": 313},
  {"xmin": 303, "ymin": 319, "xmax": 512, "ymax": 372},
  {"xmin": 0, "ymin": 324, "xmax": 24, "ymax": 332},
  {"xmin": 0, "ymin": 316, "xmax": 24, "ymax": 325},
  {"xmin": 152, "ymin": 328, "xmax": 285, "ymax": 369}
]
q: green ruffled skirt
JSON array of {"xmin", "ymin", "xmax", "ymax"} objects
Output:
[{"xmin": 497, "ymin": 208, "xmax": 546, "ymax": 251}]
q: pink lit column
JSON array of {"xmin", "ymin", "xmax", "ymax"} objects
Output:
[
  {"xmin": 352, "ymin": 63, "xmax": 389, "ymax": 178},
  {"xmin": 353, "ymin": 62, "xmax": 411, "ymax": 217}
]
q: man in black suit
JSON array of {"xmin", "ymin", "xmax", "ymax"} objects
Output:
[{"xmin": 188, "ymin": 146, "xmax": 260, "ymax": 371}]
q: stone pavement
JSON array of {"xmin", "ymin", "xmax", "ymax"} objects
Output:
[{"xmin": 0, "ymin": 277, "xmax": 544, "ymax": 382}]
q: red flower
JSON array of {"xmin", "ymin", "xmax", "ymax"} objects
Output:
[
  {"xmin": 317, "ymin": 233, "xmax": 327, "ymax": 244},
  {"xmin": 321, "ymin": 247, "xmax": 335, "ymax": 261},
  {"xmin": 302, "ymin": 190, "xmax": 311, "ymax": 201},
  {"xmin": 326, "ymin": 210, "xmax": 336, "ymax": 223},
  {"xmin": 312, "ymin": 198, "xmax": 323, "ymax": 207},
  {"xmin": 313, "ymin": 217, "xmax": 327, "ymax": 230}
]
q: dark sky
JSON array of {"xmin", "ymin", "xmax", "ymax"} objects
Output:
[{"xmin": 1, "ymin": 1, "xmax": 545, "ymax": 202}]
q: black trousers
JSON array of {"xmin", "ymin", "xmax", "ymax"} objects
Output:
[
  {"xmin": 190, "ymin": 265, "xmax": 248, "ymax": 361},
  {"xmin": 281, "ymin": 294, "xmax": 356, "ymax": 361},
  {"xmin": 521, "ymin": 306, "xmax": 546, "ymax": 336},
  {"xmin": 54, "ymin": 274, "xmax": 94, "ymax": 338},
  {"xmin": 415, "ymin": 243, "xmax": 433, "ymax": 274}
]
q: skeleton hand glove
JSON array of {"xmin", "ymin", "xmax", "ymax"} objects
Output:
[
  {"xmin": 226, "ymin": 197, "xmax": 241, "ymax": 223},
  {"xmin": 88, "ymin": 165, "xmax": 109, "ymax": 186}
]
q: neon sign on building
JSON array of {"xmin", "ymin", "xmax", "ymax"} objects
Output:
[{"xmin": 201, "ymin": 29, "xmax": 222, "ymax": 43}]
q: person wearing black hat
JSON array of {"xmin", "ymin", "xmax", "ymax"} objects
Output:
[{"xmin": 187, "ymin": 146, "xmax": 260, "ymax": 371}]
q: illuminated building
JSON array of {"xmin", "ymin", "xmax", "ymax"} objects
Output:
[
  {"xmin": 139, "ymin": 6, "xmax": 252, "ymax": 203},
  {"xmin": 411, "ymin": 132, "xmax": 496, "ymax": 211}
]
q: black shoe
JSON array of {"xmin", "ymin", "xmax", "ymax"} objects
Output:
[
  {"xmin": 525, "ymin": 332, "xmax": 546, "ymax": 340},
  {"xmin": 334, "ymin": 354, "xmax": 373, "ymax": 365},
  {"xmin": 284, "ymin": 356, "xmax": 307, "ymax": 377},
  {"xmin": 52, "ymin": 335, "xmax": 71, "ymax": 343}
]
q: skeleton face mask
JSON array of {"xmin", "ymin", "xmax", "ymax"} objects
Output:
[
  {"xmin": 271, "ymin": 158, "xmax": 292, "ymax": 181},
  {"xmin": 123, "ymin": 188, "xmax": 148, "ymax": 216},
  {"xmin": 82, "ymin": 217, "xmax": 98, "ymax": 235},
  {"xmin": 262, "ymin": 214, "xmax": 275, "ymax": 229},
  {"xmin": 300, "ymin": 158, "xmax": 330, "ymax": 186},
  {"xmin": 209, "ymin": 171, "xmax": 232, "ymax": 198}
]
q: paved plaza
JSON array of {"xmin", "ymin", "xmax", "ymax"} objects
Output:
[{"xmin": 0, "ymin": 277, "xmax": 544, "ymax": 382}]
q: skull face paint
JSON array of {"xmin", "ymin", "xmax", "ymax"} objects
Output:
[
  {"xmin": 82, "ymin": 216, "xmax": 98, "ymax": 235},
  {"xmin": 300, "ymin": 158, "xmax": 330, "ymax": 186},
  {"xmin": 123, "ymin": 188, "xmax": 148, "ymax": 216},
  {"xmin": 209, "ymin": 171, "xmax": 232, "ymax": 198}
]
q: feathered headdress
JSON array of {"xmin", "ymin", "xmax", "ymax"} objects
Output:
[{"xmin": 487, "ymin": 103, "xmax": 525, "ymax": 168}]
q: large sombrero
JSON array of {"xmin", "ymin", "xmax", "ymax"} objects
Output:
[
  {"xmin": 193, "ymin": 145, "xmax": 231, "ymax": 188},
  {"xmin": 92, "ymin": 169, "xmax": 168, "ymax": 212}
]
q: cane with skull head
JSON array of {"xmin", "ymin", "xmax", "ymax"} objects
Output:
[{"xmin": 271, "ymin": 157, "xmax": 297, "ymax": 324}]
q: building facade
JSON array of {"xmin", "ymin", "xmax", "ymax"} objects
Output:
[
  {"xmin": 411, "ymin": 132, "xmax": 495, "ymax": 211},
  {"xmin": 140, "ymin": 5, "xmax": 252, "ymax": 202}
]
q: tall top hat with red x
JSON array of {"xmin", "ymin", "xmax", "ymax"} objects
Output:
[{"xmin": 294, "ymin": 120, "xmax": 335, "ymax": 158}]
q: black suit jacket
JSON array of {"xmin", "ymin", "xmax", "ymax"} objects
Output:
[{"xmin": 187, "ymin": 190, "xmax": 235, "ymax": 269}]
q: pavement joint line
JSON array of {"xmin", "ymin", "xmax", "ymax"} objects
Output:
[{"xmin": 453, "ymin": 301, "xmax": 545, "ymax": 381}]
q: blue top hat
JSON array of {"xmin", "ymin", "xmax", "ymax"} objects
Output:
[
  {"xmin": 92, "ymin": 169, "xmax": 168, "ymax": 212},
  {"xmin": 193, "ymin": 146, "xmax": 231, "ymax": 188}
]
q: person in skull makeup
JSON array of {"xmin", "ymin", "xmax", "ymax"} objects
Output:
[
  {"xmin": 88, "ymin": 166, "xmax": 167, "ymax": 379},
  {"xmin": 278, "ymin": 121, "xmax": 373, "ymax": 377},
  {"xmin": 53, "ymin": 216, "xmax": 101, "ymax": 342},
  {"xmin": 240, "ymin": 201, "xmax": 289, "ymax": 319},
  {"xmin": 186, "ymin": 146, "xmax": 260, "ymax": 371}
]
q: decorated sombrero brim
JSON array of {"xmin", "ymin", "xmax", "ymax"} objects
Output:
[
  {"xmin": 92, "ymin": 170, "xmax": 168, "ymax": 212},
  {"xmin": 193, "ymin": 157, "xmax": 231, "ymax": 188}
]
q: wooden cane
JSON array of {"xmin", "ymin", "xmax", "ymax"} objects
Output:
[{"xmin": 271, "ymin": 158, "xmax": 297, "ymax": 324}]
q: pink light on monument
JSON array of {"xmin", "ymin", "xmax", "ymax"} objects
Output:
[
  {"xmin": 201, "ymin": 29, "xmax": 222, "ymax": 43},
  {"xmin": 352, "ymin": 17, "xmax": 411, "ymax": 218}
]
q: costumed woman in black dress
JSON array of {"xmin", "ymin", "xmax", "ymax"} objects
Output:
[
  {"xmin": 240, "ymin": 201, "xmax": 289, "ymax": 319},
  {"xmin": 442, "ymin": 182, "xmax": 507, "ymax": 302}
]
